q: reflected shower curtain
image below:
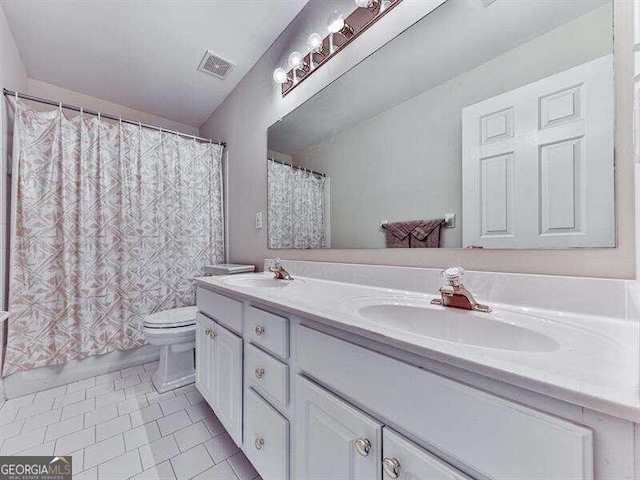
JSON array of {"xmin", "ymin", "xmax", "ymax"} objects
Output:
[
  {"xmin": 268, "ymin": 160, "xmax": 325, "ymax": 249},
  {"xmin": 4, "ymin": 101, "xmax": 224, "ymax": 375}
]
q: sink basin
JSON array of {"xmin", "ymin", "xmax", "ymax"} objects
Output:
[
  {"xmin": 223, "ymin": 276, "xmax": 299, "ymax": 289},
  {"xmin": 349, "ymin": 298, "xmax": 560, "ymax": 352}
]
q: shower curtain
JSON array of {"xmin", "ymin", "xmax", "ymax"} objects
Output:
[
  {"xmin": 268, "ymin": 160, "xmax": 326, "ymax": 249},
  {"xmin": 3, "ymin": 101, "xmax": 224, "ymax": 375}
]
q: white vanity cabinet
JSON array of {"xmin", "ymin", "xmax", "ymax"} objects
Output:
[{"xmin": 295, "ymin": 375, "xmax": 382, "ymax": 480}]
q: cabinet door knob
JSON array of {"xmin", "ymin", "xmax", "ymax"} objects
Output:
[
  {"xmin": 208, "ymin": 329, "xmax": 217, "ymax": 339},
  {"xmin": 255, "ymin": 325, "xmax": 265, "ymax": 336},
  {"xmin": 355, "ymin": 437, "xmax": 372, "ymax": 456},
  {"xmin": 383, "ymin": 458, "xmax": 401, "ymax": 479},
  {"xmin": 204, "ymin": 328, "xmax": 211, "ymax": 336},
  {"xmin": 254, "ymin": 438, "xmax": 265, "ymax": 450},
  {"xmin": 255, "ymin": 367, "xmax": 265, "ymax": 379}
]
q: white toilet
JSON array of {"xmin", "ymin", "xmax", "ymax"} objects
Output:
[{"xmin": 142, "ymin": 306, "xmax": 198, "ymax": 393}]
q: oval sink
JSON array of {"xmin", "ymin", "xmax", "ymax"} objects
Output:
[
  {"xmin": 353, "ymin": 301, "xmax": 560, "ymax": 352},
  {"xmin": 223, "ymin": 276, "xmax": 298, "ymax": 289}
]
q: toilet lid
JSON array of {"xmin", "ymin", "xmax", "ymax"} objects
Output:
[{"xmin": 143, "ymin": 306, "xmax": 198, "ymax": 329}]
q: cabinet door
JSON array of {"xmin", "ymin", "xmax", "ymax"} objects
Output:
[
  {"xmin": 195, "ymin": 313, "xmax": 216, "ymax": 405},
  {"xmin": 213, "ymin": 321, "xmax": 243, "ymax": 446},
  {"xmin": 382, "ymin": 429, "xmax": 471, "ymax": 480},
  {"xmin": 295, "ymin": 376, "xmax": 382, "ymax": 480}
]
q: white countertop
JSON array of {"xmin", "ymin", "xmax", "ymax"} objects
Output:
[{"xmin": 196, "ymin": 273, "xmax": 640, "ymax": 422}]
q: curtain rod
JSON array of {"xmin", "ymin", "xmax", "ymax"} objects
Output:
[
  {"xmin": 268, "ymin": 158, "xmax": 326, "ymax": 177},
  {"xmin": 3, "ymin": 88, "xmax": 226, "ymax": 147}
]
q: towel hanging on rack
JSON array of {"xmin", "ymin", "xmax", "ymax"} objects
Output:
[{"xmin": 381, "ymin": 219, "xmax": 445, "ymax": 248}]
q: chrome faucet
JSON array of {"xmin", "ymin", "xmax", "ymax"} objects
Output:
[
  {"xmin": 431, "ymin": 267, "xmax": 491, "ymax": 313},
  {"xmin": 269, "ymin": 258, "xmax": 293, "ymax": 280}
]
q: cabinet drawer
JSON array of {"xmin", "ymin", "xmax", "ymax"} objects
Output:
[
  {"xmin": 297, "ymin": 326, "xmax": 593, "ymax": 480},
  {"xmin": 383, "ymin": 428, "xmax": 471, "ymax": 480},
  {"xmin": 197, "ymin": 287, "xmax": 242, "ymax": 334},
  {"xmin": 246, "ymin": 306, "xmax": 288, "ymax": 359},
  {"xmin": 244, "ymin": 388, "xmax": 289, "ymax": 480},
  {"xmin": 246, "ymin": 344, "xmax": 289, "ymax": 407}
]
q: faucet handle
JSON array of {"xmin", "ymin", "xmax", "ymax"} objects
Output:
[
  {"xmin": 442, "ymin": 267, "xmax": 465, "ymax": 287},
  {"xmin": 271, "ymin": 258, "xmax": 282, "ymax": 269}
]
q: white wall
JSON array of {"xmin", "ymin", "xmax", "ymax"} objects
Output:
[
  {"xmin": 201, "ymin": 0, "xmax": 635, "ymax": 279},
  {"xmin": 291, "ymin": 6, "xmax": 612, "ymax": 249}
]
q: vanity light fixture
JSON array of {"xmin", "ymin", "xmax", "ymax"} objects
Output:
[
  {"xmin": 307, "ymin": 33, "xmax": 325, "ymax": 69},
  {"xmin": 273, "ymin": 0, "xmax": 402, "ymax": 96}
]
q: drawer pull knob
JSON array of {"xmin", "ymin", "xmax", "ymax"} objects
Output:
[
  {"xmin": 255, "ymin": 367, "xmax": 265, "ymax": 379},
  {"xmin": 255, "ymin": 325, "xmax": 265, "ymax": 336},
  {"xmin": 209, "ymin": 330, "xmax": 217, "ymax": 339},
  {"xmin": 355, "ymin": 437, "xmax": 372, "ymax": 457},
  {"xmin": 383, "ymin": 458, "xmax": 401, "ymax": 479},
  {"xmin": 255, "ymin": 438, "xmax": 265, "ymax": 450}
]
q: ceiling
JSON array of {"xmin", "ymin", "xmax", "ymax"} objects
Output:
[
  {"xmin": 268, "ymin": 0, "xmax": 611, "ymax": 155},
  {"xmin": 1, "ymin": 0, "xmax": 309, "ymax": 127}
]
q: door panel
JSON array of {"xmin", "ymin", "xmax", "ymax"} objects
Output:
[
  {"xmin": 294, "ymin": 376, "xmax": 382, "ymax": 480},
  {"xmin": 463, "ymin": 54, "xmax": 614, "ymax": 248},
  {"xmin": 195, "ymin": 313, "xmax": 215, "ymax": 405},
  {"xmin": 213, "ymin": 321, "xmax": 243, "ymax": 446}
]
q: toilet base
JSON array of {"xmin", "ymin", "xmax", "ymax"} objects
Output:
[{"xmin": 152, "ymin": 342, "xmax": 196, "ymax": 393}]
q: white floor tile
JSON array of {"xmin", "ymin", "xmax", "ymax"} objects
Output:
[
  {"xmin": 114, "ymin": 375, "xmax": 141, "ymax": 390},
  {"xmin": 54, "ymin": 390, "xmax": 87, "ymax": 409},
  {"xmin": 3, "ymin": 393, "xmax": 35, "ymax": 411},
  {"xmin": 185, "ymin": 402, "xmax": 213, "ymax": 423},
  {"xmin": 0, "ymin": 408, "xmax": 18, "ymax": 425},
  {"xmin": 96, "ymin": 415, "xmax": 131, "ymax": 442},
  {"xmin": 67, "ymin": 377, "xmax": 96, "ymax": 393},
  {"xmin": 85, "ymin": 404, "xmax": 119, "ymax": 427},
  {"xmin": 124, "ymin": 421, "xmax": 161, "ymax": 451},
  {"xmin": 2, "ymin": 418, "xmax": 25, "ymax": 439},
  {"xmin": 174, "ymin": 422, "xmax": 212, "ymax": 452},
  {"xmin": 146, "ymin": 391, "xmax": 175, "ymax": 405},
  {"xmin": 71, "ymin": 448, "xmax": 84, "ymax": 472},
  {"xmin": 95, "ymin": 371, "xmax": 122, "ymax": 386},
  {"xmin": 62, "ymin": 398, "xmax": 95, "ymax": 420},
  {"xmin": 86, "ymin": 382, "xmax": 115, "ymax": 399},
  {"xmin": 186, "ymin": 389, "xmax": 204, "ymax": 406},
  {"xmin": 17, "ymin": 440, "xmax": 55, "ymax": 456},
  {"xmin": 55, "ymin": 427, "xmax": 96, "ymax": 454},
  {"xmin": 158, "ymin": 395, "xmax": 190, "ymax": 417},
  {"xmin": 122, "ymin": 365, "xmax": 146, "ymax": 378},
  {"xmin": 34, "ymin": 385, "xmax": 68, "ymax": 403},
  {"xmin": 171, "ymin": 385, "xmax": 195, "ymax": 396},
  {"xmin": 125, "ymin": 382, "xmax": 155, "ymax": 400},
  {"xmin": 45, "ymin": 414, "xmax": 85, "ymax": 442},
  {"xmin": 130, "ymin": 460, "xmax": 175, "ymax": 480},
  {"xmin": 169, "ymin": 444, "xmax": 213, "ymax": 479},
  {"xmin": 130, "ymin": 404, "xmax": 164, "ymax": 428},
  {"xmin": 139, "ymin": 435, "xmax": 180, "ymax": 471},
  {"xmin": 95, "ymin": 391, "xmax": 126, "ymax": 409},
  {"xmin": 117, "ymin": 396, "xmax": 148, "ymax": 416},
  {"xmin": 138, "ymin": 371, "xmax": 154, "ymax": 383},
  {"xmin": 228, "ymin": 452, "xmax": 259, "ymax": 480},
  {"xmin": 97, "ymin": 449, "xmax": 142, "ymax": 480},
  {"xmin": 202, "ymin": 415, "xmax": 225, "ymax": 437},
  {"xmin": 84, "ymin": 434, "xmax": 126, "ymax": 469},
  {"xmin": 193, "ymin": 461, "xmax": 239, "ymax": 480},
  {"xmin": 24, "ymin": 407, "xmax": 63, "ymax": 433},
  {"xmin": 74, "ymin": 467, "xmax": 97, "ymax": 480},
  {"xmin": 15, "ymin": 397, "xmax": 55, "ymax": 420},
  {"xmin": 1, "ymin": 426, "xmax": 46, "ymax": 455},
  {"xmin": 157, "ymin": 410, "xmax": 191, "ymax": 437},
  {"xmin": 204, "ymin": 433, "xmax": 240, "ymax": 464}
]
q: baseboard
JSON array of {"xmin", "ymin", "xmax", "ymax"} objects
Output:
[{"xmin": 2, "ymin": 345, "xmax": 160, "ymax": 398}]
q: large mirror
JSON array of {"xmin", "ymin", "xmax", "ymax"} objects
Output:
[{"xmin": 267, "ymin": 0, "xmax": 614, "ymax": 250}]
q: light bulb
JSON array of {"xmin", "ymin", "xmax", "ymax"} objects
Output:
[
  {"xmin": 288, "ymin": 51, "xmax": 304, "ymax": 70},
  {"xmin": 327, "ymin": 10, "xmax": 345, "ymax": 34},
  {"xmin": 273, "ymin": 68, "xmax": 288, "ymax": 84},
  {"xmin": 355, "ymin": 0, "xmax": 375, "ymax": 7},
  {"xmin": 307, "ymin": 33, "xmax": 323, "ymax": 52}
]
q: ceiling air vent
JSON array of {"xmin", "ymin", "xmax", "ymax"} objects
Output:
[{"xmin": 198, "ymin": 50, "xmax": 235, "ymax": 80}]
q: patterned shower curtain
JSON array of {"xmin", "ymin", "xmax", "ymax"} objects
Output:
[
  {"xmin": 268, "ymin": 160, "xmax": 326, "ymax": 249},
  {"xmin": 3, "ymin": 101, "xmax": 224, "ymax": 375}
]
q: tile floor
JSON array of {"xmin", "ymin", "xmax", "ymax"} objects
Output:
[{"xmin": 0, "ymin": 361, "xmax": 261, "ymax": 480}]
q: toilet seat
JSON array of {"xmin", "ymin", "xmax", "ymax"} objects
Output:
[{"xmin": 143, "ymin": 306, "xmax": 198, "ymax": 329}]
